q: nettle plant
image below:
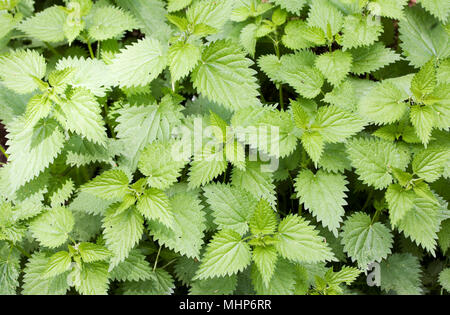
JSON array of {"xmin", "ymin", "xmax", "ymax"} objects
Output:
[{"xmin": 0, "ymin": 0, "xmax": 449, "ymax": 296}]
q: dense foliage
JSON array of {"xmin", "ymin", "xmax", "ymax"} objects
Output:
[{"xmin": 0, "ymin": 0, "xmax": 449, "ymax": 295}]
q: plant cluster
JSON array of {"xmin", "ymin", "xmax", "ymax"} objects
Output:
[{"xmin": 0, "ymin": 0, "xmax": 449, "ymax": 295}]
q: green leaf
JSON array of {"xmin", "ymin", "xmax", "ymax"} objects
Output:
[
  {"xmin": 86, "ymin": 5, "xmax": 137, "ymax": 41},
  {"xmin": 231, "ymin": 161, "xmax": 277, "ymax": 208},
  {"xmin": 121, "ymin": 269, "xmax": 175, "ymax": 295},
  {"xmin": 18, "ymin": 6, "xmax": 66, "ymax": 43},
  {"xmin": 195, "ymin": 229, "xmax": 252, "ymax": 280},
  {"xmin": 314, "ymin": 105, "xmax": 365, "ymax": 143},
  {"xmin": 380, "ymin": 253, "xmax": 422, "ymax": 295},
  {"xmin": 386, "ymin": 184, "xmax": 416, "ymax": 227},
  {"xmin": 251, "ymin": 258, "xmax": 297, "ymax": 295},
  {"xmin": 149, "ymin": 191, "xmax": 206, "ymax": 259},
  {"xmin": 341, "ymin": 212, "xmax": 394, "ymax": 269},
  {"xmin": 55, "ymin": 56, "xmax": 114, "ymax": 97},
  {"xmin": 136, "ymin": 188, "xmax": 174, "ymax": 228},
  {"xmin": 307, "ymin": 0, "xmax": 343, "ymax": 36},
  {"xmin": 249, "ymin": 199, "xmax": 278, "ymax": 236},
  {"xmin": 71, "ymin": 261, "xmax": 109, "ymax": 295},
  {"xmin": 192, "ymin": 40, "xmax": 260, "ymax": 111},
  {"xmin": 0, "ymin": 244, "xmax": 20, "ymax": 295},
  {"xmin": 411, "ymin": 60, "xmax": 437, "ymax": 101},
  {"xmin": 43, "ymin": 251, "xmax": 72, "ymax": 279},
  {"xmin": 301, "ymin": 131, "xmax": 324, "ymax": 166},
  {"xmin": 115, "ymin": 96, "xmax": 184, "ymax": 170},
  {"xmin": 190, "ymin": 275, "xmax": 237, "ymax": 295},
  {"xmin": 29, "ymin": 207, "xmax": 75, "ymax": 248},
  {"xmin": 295, "ymin": 169, "xmax": 348, "ymax": 236},
  {"xmin": 270, "ymin": 0, "xmax": 307, "ymax": 14},
  {"xmin": 315, "ymin": 50, "xmax": 352, "ymax": 87},
  {"xmin": 346, "ymin": 137, "xmax": 410, "ymax": 189},
  {"xmin": 439, "ymin": 268, "xmax": 450, "ymax": 292},
  {"xmin": 81, "ymin": 169, "xmax": 130, "ymax": 200},
  {"xmin": 138, "ymin": 141, "xmax": 186, "ymax": 190},
  {"xmin": 168, "ymin": 0, "xmax": 192, "ymax": 12},
  {"xmin": 115, "ymin": 0, "xmax": 172, "ymax": 43},
  {"xmin": 203, "ymin": 183, "xmax": 256, "ymax": 236},
  {"xmin": 103, "ymin": 205, "xmax": 144, "ymax": 268},
  {"xmin": 22, "ymin": 252, "xmax": 70, "ymax": 295},
  {"xmin": 342, "ymin": 15, "xmax": 382, "ymax": 50},
  {"xmin": 232, "ymin": 106, "xmax": 298, "ymax": 159},
  {"xmin": 0, "ymin": 49, "xmax": 46, "ymax": 94},
  {"xmin": 78, "ymin": 242, "xmax": 111, "ymax": 263},
  {"xmin": 240, "ymin": 23, "xmax": 258, "ymax": 57},
  {"xmin": 186, "ymin": 0, "xmax": 233, "ymax": 31},
  {"xmin": 109, "ymin": 249, "xmax": 153, "ymax": 282},
  {"xmin": 349, "ymin": 43, "xmax": 401, "ymax": 75},
  {"xmin": 369, "ymin": 0, "xmax": 408, "ymax": 20},
  {"xmin": 169, "ymin": 41, "xmax": 201, "ymax": 83},
  {"xmin": 399, "ymin": 7, "xmax": 450, "ymax": 67},
  {"xmin": 252, "ymin": 245, "xmax": 278, "ymax": 288},
  {"xmin": 54, "ymin": 88, "xmax": 107, "ymax": 145},
  {"xmin": 397, "ymin": 196, "xmax": 442, "ymax": 253},
  {"xmin": 188, "ymin": 147, "xmax": 228, "ymax": 189},
  {"xmin": 275, "ymin": 214, "xmax": 335, "ymax": 263},
  {"xmin": 410, "ymin": 105, "xmax": 436, "ymax": 145},
  {"xmin": 413, "ymin": 147, "xmax": 450, "ymax": 182},
  {"xmin": 359, "ymin": 80, "xmax": 409, "ymax": 125},
  {"xmin": 110, "ymin": 37, "xmax": 168, "ymax": 88},
  {"xmin": 418, "ymin": 0, "xmax": 450, "ymax": 23}
]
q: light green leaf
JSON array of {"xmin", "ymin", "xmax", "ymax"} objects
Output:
[
  {"xmin": 295, "ymin": 169, "xmax": 348, "ymax": 236},
  {"xmin": 86, "ymin": 5, "xmax": 137, "ymax": 41},
  {"xmin": 110, "ymin": 37, "xmax": 168, "ymax": 88},
  {"xmin": 192, "ymin": 40, "xmax": 260, "ymax": 111},
  {"xmin": 341, "ymin": 212, "xmax": 394, "ymax": 269},
  {"xmin": 380, "ymin": 253, "xmax": 422, "ymax": 295},
  {"xmin": 346, "ymin": 137, "xmax": 410, "ymax": 189},
  {"xmin": 386, "ymin": 184, "xmax": 416, "ymax": 227},
  {"xmin": 103, "ymin": 205, "xmax": 144, "ymax": 267},
  {"xmin": 203, "ymin": 183, "xmax": 256, "ymax": 236},
  {"xmin": 81, "ymin": 169, "xmax": 130, "ymax": 200},
  {"xmin": 71, "ymin": 261, "xmax": 109, "ymax": 295},
  {"xmin": 18, "ymin": 6, "xmax": 66, "ymax": 43},
  {"xmin": 195, "ymin": 229, "xmax": 252, "ymax": 280},
  {"xmin": 252, "ymin": 245, "xmax": 278, "ymax": 288},
  {"xmin": 29, "ymin": 207, "xmax": 75, "ymax": 248},
  {"xmin": 169, "ymin": 41, "xmax": 201, "ymax": 83},
  {"xmin": 0, "ymin": 49, "xmax": 46, "ymax": 94},
  {"xmin": 412, "ymin": 147, "xmax": 450, "ymax": 182},
  {"xmin": 109, "ymin": 249, "xmax": 153, "ymax": 282},
  {"xmin": 149, "ymin": 191, "xmax": 206, "ymax": 259},
  {"xmin": 342, "ymin": 15, "xmax": 382, "ymax": 50},
  {"xmin": 359, "ymin": 80, "xmax": 409, "ymax": 125},
  {"xmin": 78, "ymin": 242, "xmax": 111, "ymax": 263},
  {"xmin": 136, "ymin": 188, "xmax": 174, "ymax": 228},
  {"xmin": 43, "ymin": 251, "xmax": 72, "ymax": 279},
  {"xmin": 249, "ymin": 199, "xmax": 278, "ymax": 236},
  {"xmin": 399, "ymin": 7, "xmax": 450, "ymax": 67},
  {"xmin": 275, "ymin": 214, "xmax": 335, "ymax": 263},
  {"xmin": 350, "ymin": 43, "xmax": 401, "ymax": 75},
  {"xmin": 315, "ymin": 50, "xmax": 352, "ymax": 86},
  {"xmin": 54, "ymin": 88, "xmax": 107, "ymax": 145},
  {"xmin": 138, "ymin": 141, "xmax": 187, "ymax": 190}
]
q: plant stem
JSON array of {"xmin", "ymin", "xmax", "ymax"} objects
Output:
[
  {"xmin": 371, "ymin": 207, "xmax": 382, "ymax": 225},
  {"xmin": 96, "ymin": 41, "xmax": 101, "ymax": 59},
  {"xmin": 273, "ymin": 37, "xmax": 284, "ymax": 110},
  {"xmin": 361, "ymin": 190, "xmax": 374, "ymax": 212},
  {"xmin": 0, "ymin": 144, "xmax": 9, "ymax": 159},
  {"xmin": 8, "ymin": 241, "xmax": 31, "ymax": 259},
  {"xmin": 153, "ymin": 246, "xmax": 162, "ymax": 272},
  {"xmin": 87, "ymin": 41, "xmax": 95, "ymax": 59},
  {"xmin": 44, "ymin": 42, "xmax": 60, "ymax": 56}
]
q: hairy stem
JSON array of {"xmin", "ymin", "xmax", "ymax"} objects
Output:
[
  {"xmin": 0, "ymin": 144, "xmax": 9, "ymax": 159},
  {"xmin": 153, "ymin": 246, "xmax": 162, "ymax": 272},
  {"xmin": 87, "ymin": 41, "xmax": 95, "ymax": 59}
]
